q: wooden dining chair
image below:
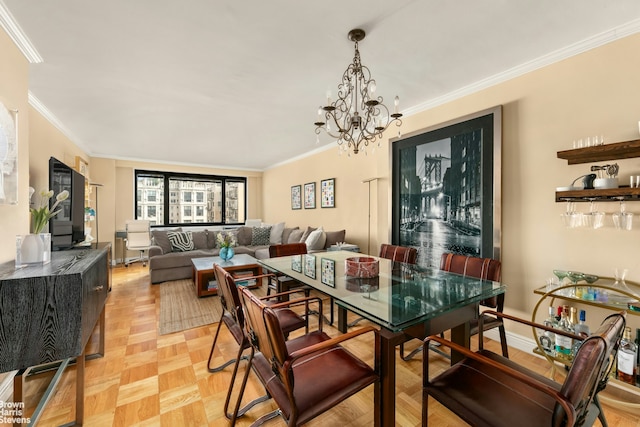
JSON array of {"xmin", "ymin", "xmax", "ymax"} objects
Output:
[
  {"xmin": 207, "ymin": 264, "xmax": 309, "ymax": 421},
  {"xmin": 234, "ymin": 286, "xmax": 379, "ymax": 426},
  {"xmin": 423, "ymin": 311, "xmax": 625, "ymax": 427},
  {"xmin": 400, "ymin": 252, "xmax": 505, "ymax": 361}
]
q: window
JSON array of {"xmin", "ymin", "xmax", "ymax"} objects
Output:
[{"xmin": 135, "ymin": 170, "xmax": 247, "ymax": 226}]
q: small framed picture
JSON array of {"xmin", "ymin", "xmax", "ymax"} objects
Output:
[
  {"xmin": 321, "ymin": 178, "xmax": 335, "ymax": 208},
  {"xmin": 75, "ymin": 156, "xmax": 89, "ymax": 177},
  {"xmin": 321, "ymin": 258, "xmax": 335, "ymax": 287},
  {"xmin": 304, "ymin": 254, "xmax": 316, "ymax": 279},
  {"xmin": 304, "ymin": 182, "xmax": 315, "ymax": 209},
  {"xmin": 291, "ymin": 255, "xmax": 302, "ymax": 273},
  {"xmin": 291, "ymin": 185, "xmax": 302, "ymax": 210}
]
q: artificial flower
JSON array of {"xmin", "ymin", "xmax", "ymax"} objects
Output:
[
  {"xmin": 216, "ymin": 232, "xmax": 236, "ymax": 248},
  {"xmin": 29, "ymin": 187, "xmax": 69, "ymax": 234}
]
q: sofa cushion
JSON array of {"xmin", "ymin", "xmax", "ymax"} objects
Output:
[
  {"xmin": 305, "ymin": 227, "xmax": 326, "ymax": 251},
  {"xmin": 267, "ymin": 222, "xmax": 285, "ymax": 244},
  {"xmin": 300, "ymin": 226, "xmax": 317, "ymax": 243},
  {"xmin": 152, "ymin": 228, "xmax": 182, "ymax": 254},
  {"xmin": 167, "ymin": 231, "xmax": 195, "ymax": 252},
  {"xmin": 191, "ymin": 231, "xmax": 208, "ymax": 250},
  {"xmin": 288, "ymin": 228, "xmax": 304, "ymax": 243},
  {"xmin": 237, "ymin": 226, "xmax": 253, "ymax": 246},
  {"xmin": 324, "ymin": 229, "xmax": 346, "ymax": 249},
  {"xmin": 149, "ymin": 250, "xmax": 215, "ymax": 270},
  {"xmin": 282, "ymin": 227, "xmax": 299, "ymax": 245},
  {"xmin": 251, "ymin": 226, "xmax": 272, "ymax": 246}
]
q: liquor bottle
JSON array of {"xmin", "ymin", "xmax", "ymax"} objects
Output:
[
  {"xmin": 568, "ymin": 306, "xmax": 578, "ymax": 329},
  {"xmin": 554, "ymin": 306, "xmax": 573, "ymax": 362},
  {"xmin": 572, "ymin": 309, "xmax": 590, "ymax": 356},
  {"xmin": 635, "ymin": 328, "xmax": 640, "ymax": 386},
  {"xmin": 539, "ymin": 306, "xmax": 556, "ymax": 355},
  {"xmin": 617, "ymin": 327, "xmax": 637, "ymax": 385}
]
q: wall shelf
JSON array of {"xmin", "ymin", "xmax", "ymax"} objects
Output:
[
  {"xmin": 557, "ymin": 139, "xmax": 640, "ymax": 165},
  {"xmin": 556, "ymin": 139, "xmax": 640, "ymax": 202}
]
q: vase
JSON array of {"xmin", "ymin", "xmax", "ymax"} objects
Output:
[
  {"xmin": 220, "ymin": 246, "xmax": 234, "ymax": 261},
  {"xmin": 16, "ymin": 233, "xmax": 51, "ymax": 268}
]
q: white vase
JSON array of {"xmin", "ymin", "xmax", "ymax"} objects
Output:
[{"xmin": 16, "ymin": 233, "xmax": 51, "ymax": 268}]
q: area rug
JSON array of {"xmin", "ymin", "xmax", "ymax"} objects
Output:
[{"xmin": 159, "ymin": 279, "xmax": 222, "ymax": 335}]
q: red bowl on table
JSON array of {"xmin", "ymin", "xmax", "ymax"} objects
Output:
[{"xmin": 345, "ymin": 257, "xmax": 379, "ymax": 278}]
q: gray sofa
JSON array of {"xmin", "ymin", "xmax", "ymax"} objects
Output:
[{"xmin": 148, "ymin": 225, "xmax": 345, "ymax": 284}]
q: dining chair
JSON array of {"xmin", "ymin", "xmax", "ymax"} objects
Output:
[
  {"xmin": 234, "ymin": 286, "xmax": 379, "ymax": 426},
  {"xmin": 423, "ymin": 311, "xmax": 625, "ymax": 427},
  {"xmin": 268, "ymin": 242, "xmax": 335, "ymax": 325},
  {"xmin": 400, "ymin": 252, "xmax": 505, "ymax": 361},
  {"xmin": 124, "ymin": 219, "xmax": 152, "ymax": 267},
  {"xmin": 349, "ymin": 244, "xmax": 417, "ymax": 327},
  {"xmin": 207, "ymin": 264, "xmax": 309, "ymax": 420}
]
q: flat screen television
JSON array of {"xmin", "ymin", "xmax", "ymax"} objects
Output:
[{"xmin": 49, "ymin": 156, "xmax": 85, "ymax": 250}]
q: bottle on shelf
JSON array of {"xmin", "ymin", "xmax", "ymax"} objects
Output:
[
  {"xmin": 617, "ymin": 327, "xmax": 637, "ymax": 385},
  {"xmin": 554, "ymin": 305, "xmax": 574, "ymax": 362},
  {"xmin": 572, "ymin": 309, "xmax": 590, "ymax": 356},
  {"xmin": 539, "ymin": 306, "xmax": 557, "ymax": 355},
  {"xmin": 635, "ymin": 328, "xmax": 640, "ymax": 386}
]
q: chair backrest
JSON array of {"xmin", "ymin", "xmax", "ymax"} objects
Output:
[
  {"xmin": 214, "ymin": 264, "xmax": 244, "ymax": 328},
  {"xmin": 440, "ymin": 252, "xmax": 502, "ymax": 308},
  {"xmin": 553, "ymin": 312, "xmax": 625, "ymax": 426},
  {"xmin": 125, "ymin": 220, "xmax": 152, "ymax": 248},
  {"xmin": 238, "ymin": 286, "xmax": 289, "ymax": 372},
  {"xmin": 379, "ymin": 244, "xmax": 417, "ymax": 264},
  {"xmin": 269, "ymin": 243, "xmax": 308, "ymax": 258}
]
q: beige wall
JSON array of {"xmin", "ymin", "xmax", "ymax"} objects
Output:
[
  {"xmin": 264, "ymin": 33, "xmax": 640, "ymax": 336},
  {"xmin": 0, "ymin": 29, "xmax": 29, "ymax": 263}
]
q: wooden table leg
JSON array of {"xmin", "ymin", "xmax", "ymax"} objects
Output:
[
  {"xmin": 450, "ymin": 321, "xmax": 471, "ymax": 364},
  {"xmin": 377, "ymin": 328, "xmax": 405, "ymax": 427}
]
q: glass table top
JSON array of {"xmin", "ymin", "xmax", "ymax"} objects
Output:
[{"xmin": 258, "ymin": 250, "xmax": 506, "ymax": 332}]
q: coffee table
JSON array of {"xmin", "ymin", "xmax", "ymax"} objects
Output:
[{"xmin": 191, "ymin": 254, "xmax": 262, "ymax": 298}]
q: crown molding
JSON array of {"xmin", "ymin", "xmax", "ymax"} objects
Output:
[
  {"xmin": 0, "ymin": 1, "xmax": 42, "ymax": 63},
  {"xmin": 403, "ymin": 18, "xmax": 640, "ymax": 117}
]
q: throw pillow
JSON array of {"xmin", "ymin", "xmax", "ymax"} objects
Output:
[
  {"xmin": 191, "ymin": 231, "xmax": 208, "ymax": 249},
  {"xmin": 324, "ymin": 229, "xmax": 346, "ymax": 248},
  {"xmin": 300, "ymin": 226, "xmax": 317, "ymax": 243},
  {"xmin": 151, "ymin": 228, "xmax": 182, "ymax": 254},
  {"xmin": 305, "ymin": 227, "xmax": 326, "ymax": 251},
  {"xmin": 288, "ymin": 229, "xmax": 304, "ymax": 244},
  {"xmin": 267, "ymin": 222, "xmax": 285, "ymax": 244},
  {"xmin": 167, "ymin": 231, "xmax": 195, "ymax": 252},
  {"xmin": 236, "ymin": 226, "xmax": 253, "ymax": 246},
  {"xmin": 282, "ymin": 227, "xmax": 299, "ymax": 244},
  {"xmin": 251, "ymin": 226, "xmax": 272, "ymax": 246}
]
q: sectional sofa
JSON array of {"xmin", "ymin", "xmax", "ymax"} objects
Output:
[{"xmin": 148, "ymin": 224, "xmax": 345, "ymax": 284}]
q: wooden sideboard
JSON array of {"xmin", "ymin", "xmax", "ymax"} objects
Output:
[{"xmin": 0, "ymin": 242, "xmax": 111, "ymax": 425}]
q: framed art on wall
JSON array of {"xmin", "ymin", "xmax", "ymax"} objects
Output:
[
  {"xmin": 291, "ymin": 185, "xmax": 301, "ymax": 210},
  {"xmin": 0, "ymin": 104, "xmax": 18, "ymax": 205},
  {"xmin": 320, "ymin": 178, "xmax": 335, "ymax": 208},
  {"xmin": 304, "ymin": 182, "xmax": 315, "ymax": 209},
  {"xmin": 391, "ymin": 106, "xmax": 502, "ymax": 269}
]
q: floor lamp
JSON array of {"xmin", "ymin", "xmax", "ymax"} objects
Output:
[
  {"xmin": 362, "ymin": 177, "xmax": 379, "ymax": 255},
  {"xmin": 89, "ymin": 183, "xmax": 103, "ymax": 243}
]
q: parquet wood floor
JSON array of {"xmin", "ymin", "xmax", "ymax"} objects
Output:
[{"xmin": 21, "ymin": 264, "xmax": 640, "ymax": 426}]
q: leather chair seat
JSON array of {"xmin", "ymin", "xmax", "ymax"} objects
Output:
[{"xmin": 252, "ymin": 333, "xmax": 377, "ymax": 425}]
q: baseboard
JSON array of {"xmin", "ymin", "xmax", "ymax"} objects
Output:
[{"xmin": 483, "ymin": 328, "xmax": 544, "ymax": 359}]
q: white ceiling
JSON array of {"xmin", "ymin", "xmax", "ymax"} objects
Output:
[{"xmin": 2, "ymin": 1, "xmax": 640, "ymax": 171}]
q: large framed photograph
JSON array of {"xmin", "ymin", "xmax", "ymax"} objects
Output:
[
  {"xmin": 320, "ymin": 178, "xmax": 335, "ymax": 208},
  {"xmin": 391, "ymin": 106, "xmax": 502, "ymax": 269},
  {"xmin": 304, "ymin": 182, "xmax": 316, "ymax": 209},
  {"xmin": 291, "ymin": 185, "xmax": 301, "ymax": 210}
]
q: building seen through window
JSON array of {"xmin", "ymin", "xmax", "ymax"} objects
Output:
[{"xmin": 135, "ymin": 171, "xmax": 246, "ymax": 226}]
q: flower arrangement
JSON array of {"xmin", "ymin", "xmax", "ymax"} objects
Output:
[
  {"xmin": 216, "ymin": 232, "xmax": 236, "ymax": 249},
  {"xmin": 29, "ymin": 187, "xmax": 69, "ymax": 234}
]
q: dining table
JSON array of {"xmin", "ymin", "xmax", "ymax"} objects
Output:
[{"xmin": 258, "ymin": 250, "xmax": 506, "ymax": 427}]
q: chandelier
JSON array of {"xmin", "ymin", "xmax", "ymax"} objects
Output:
[{"xmin": 314, "ymin": 28, "xmax": 402, "ymax": 155}]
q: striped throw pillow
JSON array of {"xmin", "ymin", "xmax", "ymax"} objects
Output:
[{"xmin": 167, "ymin": 231, "xmax": 195, "ymax": 252}]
